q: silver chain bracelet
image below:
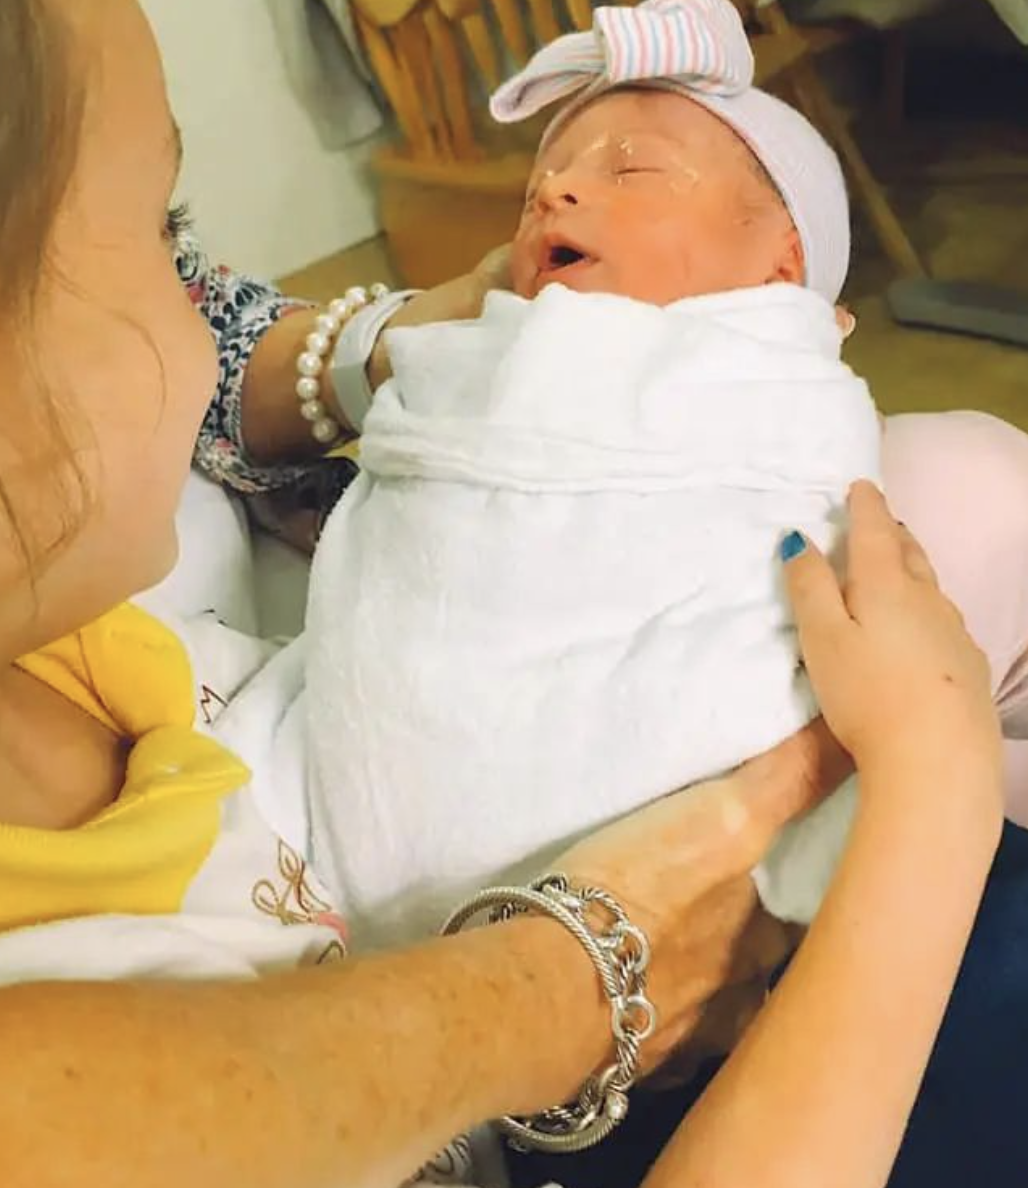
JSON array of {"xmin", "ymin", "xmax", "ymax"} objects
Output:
[{"xmin": 441, "ymin": 874, "xmax": 656, "ymax": 1154}]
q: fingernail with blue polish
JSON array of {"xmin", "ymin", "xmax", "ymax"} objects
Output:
[{"xmin": 780, "ymin": 530, "xmax": 807, "ymax": 562}]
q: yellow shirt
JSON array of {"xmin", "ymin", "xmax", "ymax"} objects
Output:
[{"xmin": 0, "ymin": 604, "xmax": 250, "ymax": 932}]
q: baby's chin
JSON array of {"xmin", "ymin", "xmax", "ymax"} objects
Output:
[
  {"xmin": 532, "ymin": 273, "xmax": 682, "ymax": 306},
  {"xmin": 531, "ymin": 261, "xmax": 608, "ymax": 297}
]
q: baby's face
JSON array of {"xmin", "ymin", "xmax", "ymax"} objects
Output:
[{"xmin": 511, "ymin": 89, "xmax": 803, "ymax": 305}]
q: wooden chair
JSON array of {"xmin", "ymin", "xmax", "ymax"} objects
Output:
[
  {"xmin": 351, "ymin": 0, "xmax": 925, "ymax": 286},
  {"xmin": 750, "ymin": 3, "xmax": 926, "ymax": 277}
]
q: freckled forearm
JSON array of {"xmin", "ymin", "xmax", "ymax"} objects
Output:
[{"xmin": 0, "ymin": 919, "xmax": 607, "ymax": 1188}]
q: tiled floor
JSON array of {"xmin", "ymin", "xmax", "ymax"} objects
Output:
[{"xmin": 280, "ymin": 116, "xmax": 1028, "ymax": 430}]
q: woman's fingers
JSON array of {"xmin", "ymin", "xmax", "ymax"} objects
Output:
[
  {"xmin": 844, "ymin": 480, "xmax": 905, "ymax": 580},
  {"xmin": 780, "ymin": 481, "xmax": 1000, "ymax": 777},
  {"xmin": 897, "ymin": 522, "xmax": 940, "ymax": 586},
  {"xmin": 737, "ymin": 719, "xmax": 853, "ymax": 836},
  {"xmin": 474, "ymin": 243, "xmax": 513, "ymax": 292},
  {"xmin": 844, "ymin": 481, "xmax": 935, "ymax": 587},
  {"xmin": 780, "ymin": 528, "xmax": 850, "ymax": 670}
]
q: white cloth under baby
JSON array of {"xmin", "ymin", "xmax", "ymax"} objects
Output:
[{"xmin": 306, "ymin": 284, "xmax": 881, "ymax": 945}]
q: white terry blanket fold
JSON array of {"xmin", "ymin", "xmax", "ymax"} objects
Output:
[{"xmin": 306, "ymin": 284, "xmax": 881, "ymax": 945}]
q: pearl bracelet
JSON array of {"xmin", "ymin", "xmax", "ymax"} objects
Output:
[{"xmin": 295, "ymin": 282, "xmax": 390, "ymax": 447}]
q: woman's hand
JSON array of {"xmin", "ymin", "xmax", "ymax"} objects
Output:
[
  {"xmin": 783, "ymin": 481, "xmax": 1001, "ymax": 798},
  {"xmin": 468, "ymin": 242, "xmax": 515, "ymax": 295},
  {"xmin": 241, "ymin": 247, "xmax": 513, "ymax": 465},
  {"xmin": 642, "ymin": 485, "xmax": 1003, "ymax": 1188},
  {"xmin": 561, "ymin": 484, "xmax": 1001, "ymax": 1079},
  {"xmin": 366, "ymin": 245, "xmax": 512, "ymax": 390},
  {"xmin": 555, "ymin": 717, "xmax": 847, "ymax": 1071}
]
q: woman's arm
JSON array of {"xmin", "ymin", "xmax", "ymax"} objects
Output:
[
  {"xmin": 644, "ymin": 484, "xmax": 1004, "ymax": 1188},
  {"xmin": 645, "ymin": 754, "xmax": 998, "ymax": 1188},
  {"xmin": 364, "ymin": 247, "xmax": 512, "ymax": 392},
  {"xmin": 177, "ymin": 233, "xmax": 332, "ymax": 495},
  {"xmin": 0, "ymin": 726, "xmax": 834, "ymax": 1188},
  {"xmin": 0, "ymin": 919, "xmax": 605, "ymax": 1188},
  {"xmin": 181, "ymin": 233, "xmax": 512, "ymax": 491}
]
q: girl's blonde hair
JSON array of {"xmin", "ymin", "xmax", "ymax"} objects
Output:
[{"xmin": 0, "ymin": 0, "xmax": 88, "ymax": 570}]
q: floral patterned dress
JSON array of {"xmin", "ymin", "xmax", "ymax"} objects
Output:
[{"xmin": 176, "ymin": 231, "xmax": 358, "ymax": 511}]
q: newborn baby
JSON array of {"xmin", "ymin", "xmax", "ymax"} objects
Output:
[
  {"xmin": 511, "ymin": 87, "xmax": 807, "ymax": 306},
  {"xmin": 306, "ymin": 0, "xmax": 880, "ymax": 946}
]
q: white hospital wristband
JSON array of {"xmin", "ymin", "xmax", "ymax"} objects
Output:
[{"xmin": 328, "ymin": 289, "xmax": 417, "ymax": 433}]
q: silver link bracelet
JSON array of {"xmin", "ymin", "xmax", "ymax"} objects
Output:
[{"xmin": 441, "ymin": 874, "xmax": 656, "ymax": 1154}]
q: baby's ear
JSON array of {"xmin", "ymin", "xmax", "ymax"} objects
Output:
[
  {"xmin": 835, "ymin": 305, "xmax": 857, "ymax": 339},
  {"xmin": 769, "ymin": 227, "xmax": 804, "ymax": 286}
]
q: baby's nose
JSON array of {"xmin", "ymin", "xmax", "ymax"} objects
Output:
[{"xmin": 533, "ymin": 169, "xmax": 581, "ymax": 212}]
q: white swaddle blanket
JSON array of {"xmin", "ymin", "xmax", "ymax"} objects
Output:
[{"xmin": 306, "ymin": 283, "xmax": 881, "ymax": 945}]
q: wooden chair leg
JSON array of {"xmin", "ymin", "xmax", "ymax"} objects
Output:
[{"xmin": 790, "ymin": 64, "xmax": 927, "ymax": 278}]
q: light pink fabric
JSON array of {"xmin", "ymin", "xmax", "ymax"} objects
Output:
[
  {"xmin": 489, "ymin": 0, "xmax": 754, "ymax": 122},
  {"xmin": 882, "ymin": 411, "xmax": 1028, "ymax": 824}
]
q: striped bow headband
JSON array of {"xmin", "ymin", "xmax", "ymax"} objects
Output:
[{"xmin": 490, "ymin": 0, "xmax": 756, "ymax": 125}]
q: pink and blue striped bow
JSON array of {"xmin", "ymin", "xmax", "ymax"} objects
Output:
[{"xmin": 490, "ymin": 0, "xmax": 755, "ymax": 125}]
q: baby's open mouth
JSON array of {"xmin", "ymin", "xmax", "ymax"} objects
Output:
[
  {"xmin": 549, "ymin": 244, "xmax": 585, "ymax": 267},
  {"xmin": 542, "ymin": 241, "xmax": 593, "ymax": 273}
]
